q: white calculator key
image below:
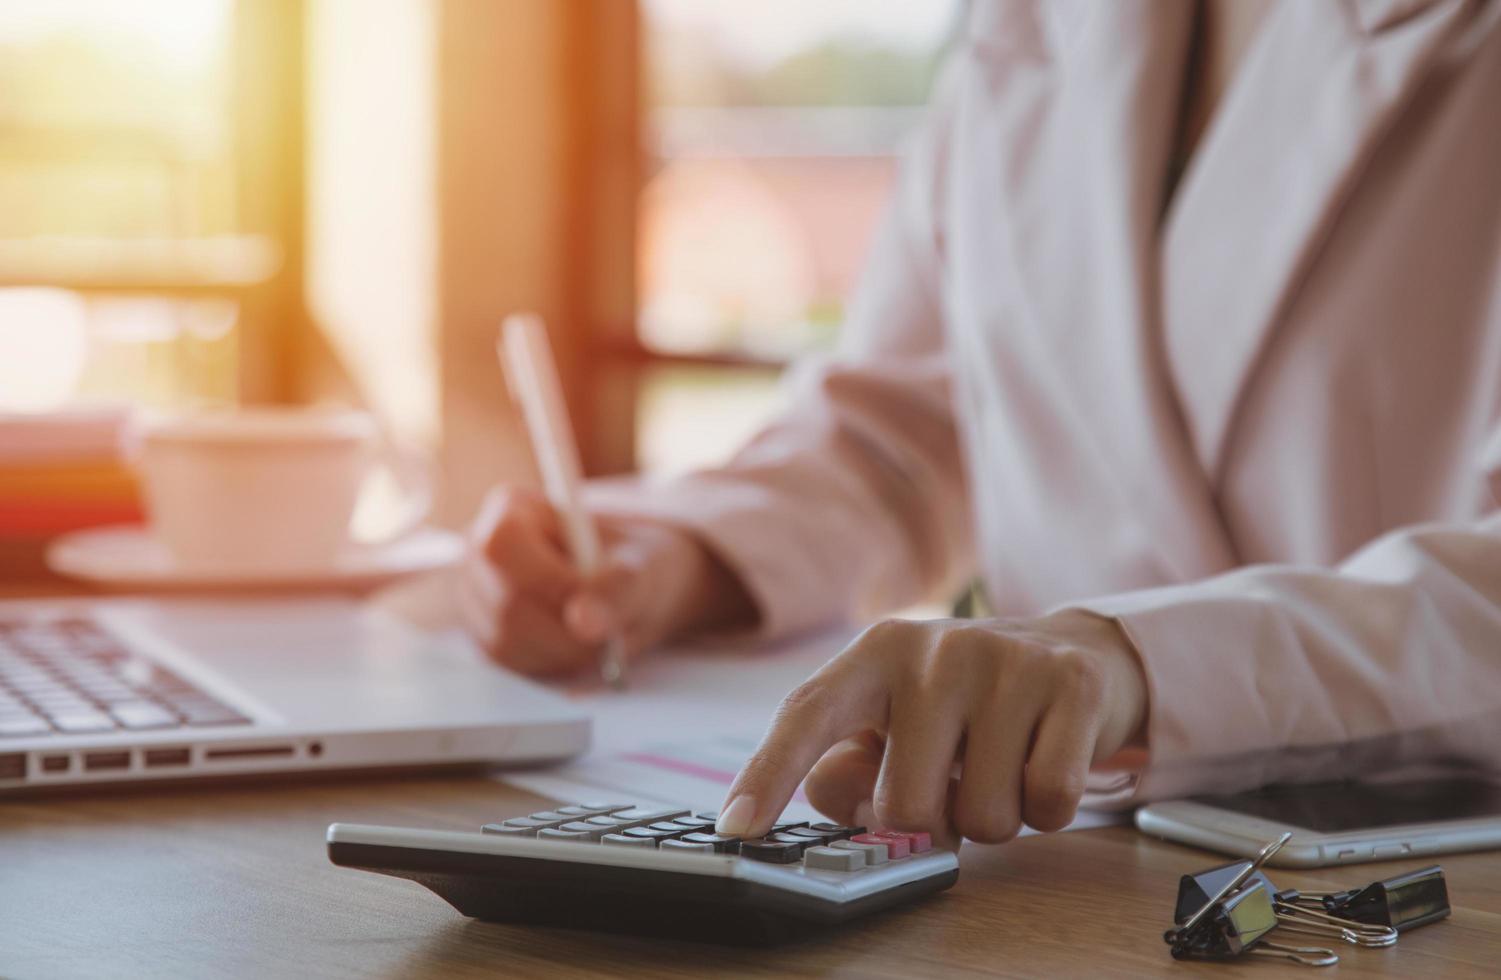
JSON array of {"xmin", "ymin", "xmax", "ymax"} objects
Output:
[
  {"xmin": 804, "ymin": 845, "xmax": 865, "ymax": 871},
  {"xmin": 831, "ymin": 839, "xmax": 887, "ymax": 865}
]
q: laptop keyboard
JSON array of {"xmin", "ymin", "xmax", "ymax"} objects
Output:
[{"xmin": 0, "ymin": 616, "xmax": 250, "ymax": 738}]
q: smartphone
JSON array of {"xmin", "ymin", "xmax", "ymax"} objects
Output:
[{"xmin": 1135, "ymin": 777, "xmax": 1501, "ymax": 868}]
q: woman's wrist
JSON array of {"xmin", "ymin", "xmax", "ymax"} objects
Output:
[{"xmin": 661, "ymin": 529, "xmax": 759, "ymax": 639}]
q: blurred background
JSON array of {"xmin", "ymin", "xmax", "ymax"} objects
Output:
[{"xmin": 0, "ymin": 0, "xmax": 960, "ymax": 573}]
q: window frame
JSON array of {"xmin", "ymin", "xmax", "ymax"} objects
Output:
[{"xmin": 0, "ymin": 0, "xmax": 308, "ymax": 405}]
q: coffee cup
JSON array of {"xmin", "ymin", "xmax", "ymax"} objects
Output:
[{"xmin": 137, "ymin": 408, "xmax": 429, "ymax": 573}]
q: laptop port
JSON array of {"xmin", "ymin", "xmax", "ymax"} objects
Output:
[
  {"xmin": 0, "ymin": 753, "xmax": 24, "ymax": 779},
  {"xmin": 144, "ymin": 747, "xmax": 191, "ymax": 767},
  {"xmin": 83, "ymin": 751, "xmax": 131, "ymax": 772},
  {"xmin": 40, "ymin": 754, "xmax": 71, "ymax": 773},
  {"xmin": 203, "ymin": 745, "xmax": 294, "ymax": 761}
]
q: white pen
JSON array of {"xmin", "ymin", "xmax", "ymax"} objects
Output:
[{"xmin": 498, "ymin": 313, "xmax": 627, "ymax": 688}]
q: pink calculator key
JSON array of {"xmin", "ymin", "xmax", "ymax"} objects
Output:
[
  {"xmin": 853, "ymin": 832, "xmax": 909, "ymax": 860},
  {"xmin": 895, "ymin": 831, "xmax": 932, "ymax": 853}
]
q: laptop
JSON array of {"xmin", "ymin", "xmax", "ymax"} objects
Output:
[{"xmin": 0, "ymin": 597, "xmax": 589, "ymax": 792}]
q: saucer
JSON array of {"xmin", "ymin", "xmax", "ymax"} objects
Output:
[{"xmin": 47, "ymin": 524, "xmax": 464, "ymax": 592}]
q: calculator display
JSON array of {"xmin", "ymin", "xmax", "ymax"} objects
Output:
[{"xmin": 1193, "ymin": 778, "xmax": 1501, "ymax": 833}]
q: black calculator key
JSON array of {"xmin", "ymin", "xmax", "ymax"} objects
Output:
[
  {"xmin": 498, "ymin": 816, "xmax": 567, "ymax": 832},
  {"xmin": 622, "ymin": 826, "xmax": 681, "ymax": 842},
  {"xmin": 680, "ymin": 832, "xmax": 741, "ymax": 854},
  {"xmin": 692, "ymin": 811, "xmax": 719, "ymax": 823},
  {"xmin": 738, "ymin": 838, "xmax": 802, "ymax": 863},
  {"xmin": 583, "ymin": 815, "xmax": 625, "ymax": 826},
  {"xmin": 527, "ymin": 811, "xmax": 573, "ymax": 823},
  {"xmin": 772, "ymin": 820, "xmax": 809, "ymax": 832},
  {"xmin": 769, "ymin": 832, "xmax": 813, "ymax": 855},
  {"xmin": 648, "ymin": 821, "xmax": 692, "ymax": 834},
  {"xmin": 480, "ymin": 823, "xmax": 537, "ymax": 837},
  {"xmin": 808, "ymin": 822, "xmax": 864, "ymax": 839},
  {"xmin": 600, "ymin": 834, "xmax": 655, "ymax": 848},
  {"xmin": 670, "ymin": 816, "xmax": 717, "ymax": 830},
  {"xmin": 660, "ymin": 839, "xmax": 714, "ymax": 854},
  {"xmin": 608, "ymin": 807, "xmax": 690, "ymax": 824},
  {"xmin": 560, "ymin": 820, "xmax": 618, "ymax": 840},
  {"xmin": 581, "ymin": 817, "xmax": 632, "ymax": 835},
  {"xmin": 537, "ymin": 828, "xmax": 591, "ymax": 841},
  {"xmin": 556, "ymin": 803, "xmax": 631, "ymax": 817},
  {"xmin": 784, "ymin": 827, "xmax": 842, "ymax": 844}
]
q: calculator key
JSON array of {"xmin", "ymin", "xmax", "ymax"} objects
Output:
[
  {"xmin": 660, "ymin": 839, "xmax": 714, "ymax": 854},
  {"xmin": 562, "ymin": 820, "xmax": 619, "ymax": 839},
  {"xmin": 808, "ymin": 822, "xmax": 865, "ymax": 839},
  {"xmin": 622, "ymin": 826, "xmax": 682, "ymax": 842},
  {"xmin": 556, "ymin": 803, "xmax": 631, "ymax": 817},
  {"xmin": 670, "ymin": 816, "xmax": 717, "ymax": 830},
  {"xmin": 772, "ymin": 820, "xmax": 809, "ymax": 832},
  {"xmin": 738, "ymin": 839, "xmax": 802, "ymax": 864},
  {"xmin": 600, "ymin": 833, "xmax": 655, "ymax": 847},
  {"xmin": 536, "ymin": 827, "xmax": 592, "ymax": 841},
  {"xmin": 526, "ymin": 811, "xmax": 573, "ymax": 823},
  {"xmin": 885, "ymin": 831, "xmax": 932, "ymax": 854},
  {"xmin": 579, "ymin": 817, "xmax": 633, "ymax": 837},
  {"xmin": 648, "ymin": 821, "xmax": 693, "ymax": 834},
  {"xmin": 607, "ymin": 807, "xmax": 690, "ymax": 825},
  {"xmin": 768, "ymin": 833, "xmax": 812, "ymax": 856},
  {"xmin": 480, "ymin": 823, "xmax": 537, "ymax": 837},
  {"xmin": 499, "ymin": 816, "xmax": 568, "ymax": 832},
  {"xmin": 852, "ymin": 833, "xmax": 909, "ymax": 859},
  {"xmin": 679, "ymin": 832, "xmax": 741, "ymax": 854},
  {"xmin": 832, "ymin": 839, "xmax": 888, "ymax": 865},
  {"xmin": 804, "ymin": 845, "xmax": 865, "ymax": 871},
  {"xmin": 784, "ymin": 827, "xmax": 842, "ymax": 844},
  {"xmin": 693, "ymin": 811, "xmax": 719, "ymax": 822}
]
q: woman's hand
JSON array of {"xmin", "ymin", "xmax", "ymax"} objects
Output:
[
  {"xmin": 714, "ymin": 610, "xmax": 1148, "ymax": 843},
  {"xmin": 459, "ymin": 487, "xmax": 755, "ymax": 676}
]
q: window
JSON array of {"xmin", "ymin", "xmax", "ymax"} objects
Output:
[
  {"xmin": 633, "ymin": 0, "xmax": 960, "ymax": 477},
  {"xmin": 0, "ymin": 0, "xmax": 301, "ymax": 413}
]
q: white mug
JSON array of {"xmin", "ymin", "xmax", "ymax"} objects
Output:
[{"xmin": 136, "ymin": 408, "xmax": 430, "ymax": 573}]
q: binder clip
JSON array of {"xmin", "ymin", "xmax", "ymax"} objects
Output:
[
  {"xmin": 1167, "ymin": 878, "xmax": 1339, "ymax": 966},
  {"xmin": 1164, "ymin": 833, "xmax": 1339, "ymax": 967},
  {"xmin": 1271, "ymin": 900, "xmax": 1399, "ymax": 948},
  {"xmin": 1298, "ymin": 865, "xmax": 1451, "ymax": 933}
]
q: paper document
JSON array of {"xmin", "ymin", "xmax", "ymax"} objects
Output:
[{"xmin": 499, "ymin": 626, "xmax": 1129, "ymax": 836}]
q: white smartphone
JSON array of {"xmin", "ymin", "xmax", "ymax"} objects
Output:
[{"xmin": 1135, "ymin": 777, "xmax": 1501, "ymax": 868}]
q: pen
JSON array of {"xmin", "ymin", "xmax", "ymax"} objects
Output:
[{"xmin": 498, "ymin": 313, "xmax": 627, "ymax": 689}]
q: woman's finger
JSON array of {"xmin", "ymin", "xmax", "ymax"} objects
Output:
[
  {"xmin": 717, "ymin": 657, "xmax": 885, "ymax": 838},
  {"xmin": 488, "ymin": 593, "xmax": 598, "ymax": 676},
  {"xmin": 952, "ymin": 693, "xmax": 1040, "ymax": 844},
  {"xmin": 872, "ymin": 684, "xmax": 965, "ymax": 833},
  {"xmin": 482, "ymin": 491, "xmax": 579, "ymax": 607},
  {"xmin": 804, "ymin": 731, "xmax": 885, "ymax": 825},
  {"xmin": 1022, "ymin": 658, "xmax": 1108, "ymax": 831}
]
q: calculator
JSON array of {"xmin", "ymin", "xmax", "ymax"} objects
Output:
[{"xmin": 326, "ymin": 802, "xmax": 959, "ymax": 944}]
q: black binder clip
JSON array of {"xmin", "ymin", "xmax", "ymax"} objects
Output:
[
  {"xmin": 1303, "ymin": 865, "xmax": 1451, "ymax": 933},
  {"xmin": 1173, "ymin": 847, "xmax": 1398, "ymax": 950},
  {"xmin": 1164, "ymin": 833, "xmax": 1339, "ymax": 967},
  {"xmin": 1173, "ymin": 857, "xmax": 1278, "ymax": 925},
  {"xmin": 1167, "ymin": 878, "xmax": 1339, "ymax": 966}
]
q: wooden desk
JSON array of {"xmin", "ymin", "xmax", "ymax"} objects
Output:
[{"xmin": 3, "ymin": 774, "xmax": 1499, "ymax": 979}]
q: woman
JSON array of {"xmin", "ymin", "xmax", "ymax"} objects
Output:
[{"xmin": 462, "ymin": 0, "xmax": 1501, "ymax": 844}]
